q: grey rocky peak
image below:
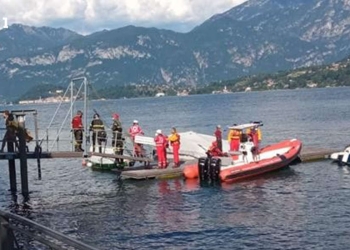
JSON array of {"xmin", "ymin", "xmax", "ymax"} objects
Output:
[{"xmin": 1, "ymin": 0, "xmax": 350, "ymax": 98}]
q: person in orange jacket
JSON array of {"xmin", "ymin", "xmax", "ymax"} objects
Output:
[
  {"xmin": 228, "ymin": 128, "xmax": 241, "ymax": 151},
  {"xmin": 168, "ymin": 127, "xmax": 181, "ymax": 168},
  {"xmin": 154, "ymin": 129, "xmax": 167, "ymax": 168}
]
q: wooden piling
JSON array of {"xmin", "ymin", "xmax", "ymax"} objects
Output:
[
  {"xmin": 16, "ymin": 117, "xmax": 29, "ymax": 197},
  {"xmin": 7, "ymin": 142, "xmax": 16, "ymax": 193}
]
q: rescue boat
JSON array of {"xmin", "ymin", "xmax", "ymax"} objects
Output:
[{"xmin": 183, "ymin": 138, "xmax": 302, "ymax": 183}]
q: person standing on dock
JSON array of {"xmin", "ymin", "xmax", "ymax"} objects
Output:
[
  {"xmin": 168, "ymin": 127, "xmax": 180, "ymax": 168},
  {"xmin": 129, "ymin": 120, "xmax": 144, "ymax": 157},
  {"xmin": 111, "ymin": 113, "xmax": 124, "ymax": 164},
  {"xmin": 214, "ymin": 125, "xmax": 222, "ymax": 152},
  {"xmin": 71, "ymin": 110, "xmax": 84, "ymax": 152},
  {"xmin": 0, "ymin": 110, "xmax": 19, "ymax": 152},
  {"xmin": 154, "ymin": 129, "xmax": 166, "ymax": 168},
  {"xmin": 89, "ymin": 114, "xmax": 106, "ymax": 153}
]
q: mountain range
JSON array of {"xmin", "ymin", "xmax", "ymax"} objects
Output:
[{"xmin": 1, "ymin": 0, "xmax": 350, "ymax": 99}]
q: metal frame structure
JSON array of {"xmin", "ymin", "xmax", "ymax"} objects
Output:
[
  {"xmin": 0, "ymin": 209, "xmax": 98, "ymax": 250},
  {"xmin": 40, "ymin": 77, "xmax": 89, "ymax": 156}
]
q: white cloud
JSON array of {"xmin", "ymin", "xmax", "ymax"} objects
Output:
[{"xmin": 0, "ymin": 0, "xmax": 247, "ymax": 34}]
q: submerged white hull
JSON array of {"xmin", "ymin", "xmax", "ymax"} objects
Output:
[{"xmin": 330, "ymin": 146, "xmax": 350, "ymax": 165}]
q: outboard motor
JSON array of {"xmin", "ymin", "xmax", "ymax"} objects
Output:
[
  {"xmin": 209, "ymin": 158, "xmax": 221, "ymax": 182},
  {"xmin": 337, "ymin": 154, "xmax": 344, "ymax": 167},
  {"xmin": 198, "ymin": 157, "xmax": 209, "ymax": 181}
]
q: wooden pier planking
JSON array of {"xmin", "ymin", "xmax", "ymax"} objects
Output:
[
  {"xmin": 0, "ymin": 151, "xmax": 154, "ymax": 162},
  {"xmin": 0, "ymin": 146, "xmax": 338, "ymax": 162}
]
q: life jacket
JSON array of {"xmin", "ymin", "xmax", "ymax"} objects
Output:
[
  {"xmin": 228, "ymin": 129, "xmax": 240, "ymax": 141},
  {"xmin": 257, "ymin": 128, "xmax": 262, "ymax": 141},
  {"xmin": 168, "ymin": 133, "xmax": 180, "ymax": 146}
]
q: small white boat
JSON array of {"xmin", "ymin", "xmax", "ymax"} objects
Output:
[{"xmin": 329, "ymin": 145, "xmax": 350, "ymax": 165}]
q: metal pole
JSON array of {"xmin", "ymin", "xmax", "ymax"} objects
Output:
[
  {"xmin": 83, "ymin": 77, "xmax": 88, "ymax": 157},
  {"xmin": 7, "ymin": 142, "xmax": 16, "ymax": 193},
  {"xmin": 71, "ymin": 80, "xmax": 74, "ymax": 152},
  {"xmin": 46, "ymin": 128, "xmax": 49, "ymax": 152},
  {"xmin": 57, "ymin": 128, "xmax": 59, "ymax": 151}
]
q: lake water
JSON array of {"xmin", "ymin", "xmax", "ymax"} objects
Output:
[{"xmin": 1, "ymin": 87, "xmax": 350, "ymax": 249}]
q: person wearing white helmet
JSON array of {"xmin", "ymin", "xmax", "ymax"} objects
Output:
[
  {"xmin": 154, "ymin": 129, "xmax": 167, "ymax": 168},
  {"xmin": 128, "ymin": 119, "xmax": 144, "ymax": 157}
]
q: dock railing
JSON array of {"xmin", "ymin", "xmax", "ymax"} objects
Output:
[{"xmin": 0, "ymin": 209, "xmax": 99, "ymax": 250}]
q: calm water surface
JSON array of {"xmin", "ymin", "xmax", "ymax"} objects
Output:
[{"xmin": 1, "ymin": 87, "xmax": 350, "ymax": 249}]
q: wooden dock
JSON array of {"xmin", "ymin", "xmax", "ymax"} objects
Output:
[{"xmin": 0, "ymin": 146, "xmax": 339, "ymax": 183}]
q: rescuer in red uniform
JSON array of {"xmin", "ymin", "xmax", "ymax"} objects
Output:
[
  {"xmin": 207, "ymin": 141, "xmax": 225, "ymax": 157},
  {"xmin": 154, "ymin": 129, "xmax": 166, "ymax": 168},
  {"xmin": 71, "ymin": 110, "xmax": 84, "ymax": 152},
  {"xmin": 128, "ymin": 120, "xmax": 144, "ymax": 157},
  {"xmin": 214, "ymin": 125, "xmax": 222, "ymax": 152},
  {"xmin": 168, "ymin": 127, "xmax": 180, "ymax": 168}
]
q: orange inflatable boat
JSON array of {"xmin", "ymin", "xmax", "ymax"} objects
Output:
[{"xmin": 183, "ymin": 139, "xmax": 302, "ymax": 183}]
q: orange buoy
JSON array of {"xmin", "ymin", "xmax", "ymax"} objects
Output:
[{"xmin": 183, "ymin": 163, "xmax": 198, "ymax": 179}]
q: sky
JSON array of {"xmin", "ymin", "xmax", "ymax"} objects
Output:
[{"xmin": 0, "ymin": 0, "xmax": 247, "ymax": 35}]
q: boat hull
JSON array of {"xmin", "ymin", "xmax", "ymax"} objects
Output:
[
  {"xmin": 329, "ymin": 145, "xmax": 350, "ymax": 165},
  {"xmin": 183, "ymin": 139, "xmax": 302, "ymax": 183}
]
